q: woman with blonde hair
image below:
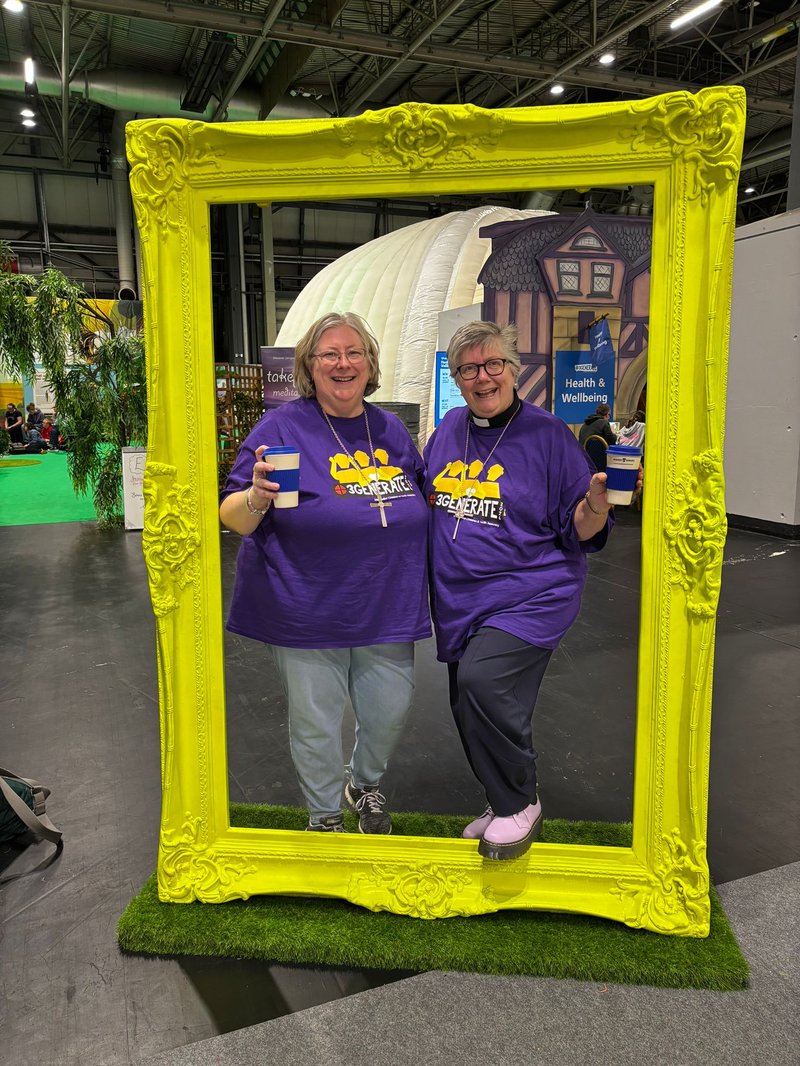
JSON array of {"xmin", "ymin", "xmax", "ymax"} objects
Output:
[{"xmin": 220, "ymin": 312, "xmax": 430, "ymax": 834}]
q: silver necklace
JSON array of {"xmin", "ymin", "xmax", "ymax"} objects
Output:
[
  {"xmin": 452, "ymin": 406, "xmax": 519, "ymax": 540},
  {"xmin": 320, "ymin": 405, "xmax": 391, "ymax": 527}
]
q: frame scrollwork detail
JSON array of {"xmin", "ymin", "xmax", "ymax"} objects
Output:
[
  {"xmin": 160, "ymin": 816, "xmax": 256, "ymax": 903},
  {"xmin": 629, "ymin": 87, "xmax": 744, "ymax": 202},
  {"xmin": 665, "ymin": 449, "xmax": 727, "ymax": 618},
  {"xmin": 613, "ymin": 830, "xmax": 710, "ymax": 936},
  {"xmin": 336, "ymin": 101, "xmax": 506, "ymax": 171},
  {"xmin": 142, "ymin": 464, "xmax": 201, "ymax": 617},
  {"xmin": 349, "ymin": 862, "xmax": 482, "ymax": 919}
]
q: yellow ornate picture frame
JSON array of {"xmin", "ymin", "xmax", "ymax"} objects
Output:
[{"xmin": 127, "ymin": 88, "xmax": 745, "ymax": 935}]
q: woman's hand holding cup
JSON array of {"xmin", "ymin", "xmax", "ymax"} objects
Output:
[
  {"xmin": 251, "ymin": 444, "xmax": 301, "ymax": 511},
  {"xmin": 251, "ymin": 446, "xmax": 281, "ymax": 510}
]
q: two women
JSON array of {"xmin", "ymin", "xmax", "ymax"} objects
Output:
[
  {"xmin": 220, "ymin": 313, "xmax": 430, "ymax": 834},
  {"xmin": 222, "ymin": 314, "xmax": 621, "ymax": 858}
]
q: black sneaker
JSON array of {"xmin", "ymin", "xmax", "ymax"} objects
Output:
[
  {"xmin": 305, "ymin": 815, "xmax": 346, "ymax": 832},
  {"xmin": 344, "ymin": 783, "xmax": 392, "ymax": 834}
]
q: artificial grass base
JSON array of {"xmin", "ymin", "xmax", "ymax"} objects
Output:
[{"xmin": 118, "ymin": 805, "xmax": 749, "ymax": 991}]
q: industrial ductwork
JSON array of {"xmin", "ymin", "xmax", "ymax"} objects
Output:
[
  {"xmin": 0, "ymin": 62, "xmax": 329, "ymax": 297},
  {"xmin": 0, "ymin": 62, "xmax": 328, "ymax": 122}
]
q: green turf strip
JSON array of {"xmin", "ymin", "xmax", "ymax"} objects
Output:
[
  {"xmin": 118, "ymin": 804, "xmax": 749, "ymax": 990},
  {"xmin": 0, "ymin": 451, "xmax": 96, "ymax": 524}
]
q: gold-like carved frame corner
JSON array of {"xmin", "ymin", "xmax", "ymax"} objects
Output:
[{"xmin": 128, "ymin": 88, "xmax": 745, "ymax": 935}]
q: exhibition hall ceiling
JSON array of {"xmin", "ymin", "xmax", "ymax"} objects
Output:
[{"xmin": 0, "ymin": 0, "xmax": 796, "ymax": 285}]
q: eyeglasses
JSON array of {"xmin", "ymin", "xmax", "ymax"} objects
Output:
[
  {"xmin": 454, "ymin": 358, "xmax": 509, "ymax": 381},
  {"xmin": 314, "ymin": 348, "xmax": 367, "ymax": 365}
]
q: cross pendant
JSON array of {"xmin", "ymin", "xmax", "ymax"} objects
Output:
[
  {"xmin": 369, "ymin": 482, "xmax": 391, "ymax": 527},
  {"xmin": 451, "ymin": 488, "xmax": 474, "ymax": 540}
]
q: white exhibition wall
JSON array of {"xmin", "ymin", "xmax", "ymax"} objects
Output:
[{"xmin": 726, "ymin": 208, "xmax": 800, "ymax": 530}]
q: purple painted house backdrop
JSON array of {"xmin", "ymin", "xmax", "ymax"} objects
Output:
[{"xmin": 478, "ymin": 210, "xmax": 651, "ymax": 422}]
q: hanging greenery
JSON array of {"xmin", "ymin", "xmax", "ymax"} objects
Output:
[{"xmin": 0, "ymin": 252, "xmax": 147, "ymax": 526}]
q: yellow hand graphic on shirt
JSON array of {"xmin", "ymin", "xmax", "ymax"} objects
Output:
[
  {"xmin": 431, "ymin": 459, "xmax": 504, "ymax": 499},
  {"xmin": 329, "ymin": 449, "xmax": 403, "ymax": 484}
]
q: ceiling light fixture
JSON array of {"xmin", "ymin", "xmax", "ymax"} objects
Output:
[
  {"xmin": 550, "ymin": 84, "xmax": 565, "ymax": 96},
  {"xmin": 598, "ymin": 53, "xmax": 615, "ymax": 65},
  {"xmin": 22, "ymin": 118, "xmax": 36, "ymax": 128},
  {"xmin": 3, "ymin": 0, "xmax": 25, "ymax": 12},
  {"xmin": 670, "ymin": 0, "xmax": 724, "ymax": 32},
  {"xmin": 24, "ymin": 57, "xmax": 35, "ymax": 85},
  {"xmin": 20, "ymin": 107, "xmax": 35, "ymax": 118},
  {"xmin": 745, "ymin": 186, "xmax": 755, "ymax": 194}
]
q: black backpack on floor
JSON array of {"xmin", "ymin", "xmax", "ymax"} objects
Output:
[{"xmin": 0, "ymin": 766, "xmax": 63, "ymax": 850}]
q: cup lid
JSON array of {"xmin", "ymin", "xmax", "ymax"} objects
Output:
[
  {"xmin": 264, "ymin": 445, "xmax": 299, "ymax": 454},
  {"xmin": 607, "ymin": 444, "xmax": 642, "ymax": 456}
]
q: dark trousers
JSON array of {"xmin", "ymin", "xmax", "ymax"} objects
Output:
[{"xmin": 447, "ymin": 627, "xmax": 552, "ymax": 817}]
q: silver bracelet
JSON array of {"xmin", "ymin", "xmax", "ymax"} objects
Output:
[
  {"xmin": 584, "ymin": 491, "xmax": 611, "ymax": 517},
  {"xmin": 245, "ymin": 488, "xmax": 269, "ymax": 516}
]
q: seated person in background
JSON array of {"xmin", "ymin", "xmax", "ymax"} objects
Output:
[
  {"xmin": 616, "ymin": 410, "xmax": 645, "ymax": 450},
  {"xmin": 40, "ymin": 419, "xmax": 54, "ymax": 447},
  {"xmin": 26, "ymin": 403, "xmax": 44, "ymax": 430},
  {"xmin": 579, "ymin": 403, "xmax": 617, "ymax": 447},
  {"xmin": 5, "ymin": 403, "xmax": 25, "ymax": 444},
  {"xmin": 22, "ymin": 426, "xmax": 49, "ymax": 453}
]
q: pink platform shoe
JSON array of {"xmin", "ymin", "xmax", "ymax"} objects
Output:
[
  {"xmin": 478, "ymin": 800, "xmax": 542, "ymax": 860},
  {"xmin": 461, "ymin": 805, "xmax": 494, "ymax": 839}
]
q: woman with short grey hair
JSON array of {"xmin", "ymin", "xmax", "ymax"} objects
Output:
[{"xmin": 425, "ymin": 320, "xmax": 638, "ymax": 861}]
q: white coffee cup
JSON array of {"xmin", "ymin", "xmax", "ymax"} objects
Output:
[
  {"xmin": 265, "ymin": 446, "xmax": 300, "ymax": 508},
  {"xmin": 604, "ymin": 445, "xmax": 642, "ymax": 505}
]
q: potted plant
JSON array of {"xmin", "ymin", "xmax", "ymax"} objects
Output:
[{"xmin": 0, "ymin": 242, "xmax": 147, "ymax": 525}]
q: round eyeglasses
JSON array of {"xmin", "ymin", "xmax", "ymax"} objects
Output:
[
  {"xmin": 454, "ymin": 357, "xmax": 509, "ymax": 381},
  {"xmin": 315, "ymin": 349, "xmax": 367, "ymax": 365}
]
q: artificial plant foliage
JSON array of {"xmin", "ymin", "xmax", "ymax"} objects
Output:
[{"xmin": 0, "ymin": 255, "xmax": 146, "ymax": 525}]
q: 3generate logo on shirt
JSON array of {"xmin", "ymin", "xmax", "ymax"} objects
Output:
[
  {"xmin": 429, "ymin": 459, "xmax": 507, "ymax": 526},
  {"xmin": 328, "ymin": 449, "xmax": 416, "ymax": 500}
]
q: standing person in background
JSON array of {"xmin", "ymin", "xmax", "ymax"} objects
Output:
[
  {"xmin": 5, "ymin": 403, "xmax": 25, "ymax": 444},
  {"xmin": 425, "ymin": 322, "xmax": 635, "ymax": 862},
  {"xmin": 579, "ymin": 403, "xmax": 617, "ymax": 447},
  {"xmin": 220, "ymin": 312, "xmax": 430, "ymax": 835}
]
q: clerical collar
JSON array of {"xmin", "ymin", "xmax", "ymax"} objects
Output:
[{"xmin": 470, "ymin": 393, "xmax": 521, "ymax": 428}]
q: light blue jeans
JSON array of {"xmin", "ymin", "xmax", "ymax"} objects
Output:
[{"xmin": 268, "ymin": 642, "xmax": 415, "ymax": 823}]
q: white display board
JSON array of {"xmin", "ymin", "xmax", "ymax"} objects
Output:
[
  {"xmin": 33, "ymin": 370, "xmax": 56, "ymax": 414},
  {"xmin": 121, "ymin": 447, "xmax": 146, "ymax": 530}
]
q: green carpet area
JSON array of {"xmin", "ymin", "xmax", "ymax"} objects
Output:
[
  {"xmin": 0, "ymin": 452, "xmax": 96, "ymax": 525},
  {"xmin": 118, "ymin": 804, "xmax": 749, "ymax": 990}
]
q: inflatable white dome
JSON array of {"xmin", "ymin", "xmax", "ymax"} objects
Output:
[{"xmin": 275, "ymin": 205, "xmax": 550, "ymax": 442}]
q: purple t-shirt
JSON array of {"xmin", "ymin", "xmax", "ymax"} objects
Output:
[
  {"xmin": 423, "ymin": 400, "xmax": 611, "ymax": 662},
  {"xmin": 221, "ymin": 398, "xmax": 431, "ymax": 649}
]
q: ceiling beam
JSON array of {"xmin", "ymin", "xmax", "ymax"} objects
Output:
[
  {"xmin": 342, "ymin": 0, "xmax": 468, "ymax": 116},
  {"xmin": 211, "ymin": 0, "xmax": 291, "ymax": 120},
  {"xmin": 505, "ymin": 0, "xmax": 683, "ymax": 106},
  {"xmin": 21, "ymin": 0, "xmax": 793, "ymax": 116}
]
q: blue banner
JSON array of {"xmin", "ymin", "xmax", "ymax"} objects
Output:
[
  {"xmin": 553, "ymin": 317, "xmax": 616, "ymax": 424},
  {"xmin": 433, "ymin": 351, "xmax": 467, "ymax": 425}
]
